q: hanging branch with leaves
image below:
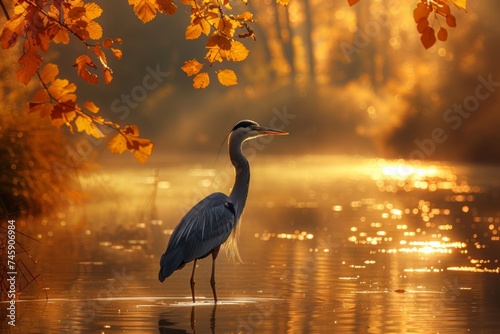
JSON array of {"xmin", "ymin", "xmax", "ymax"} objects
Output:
[{"xmin": 349, "ymin": 0, "xmax": 467, "ymax": 49}]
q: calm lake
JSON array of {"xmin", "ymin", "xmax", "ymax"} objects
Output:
[{"xmin": 2, "ymin": 155, "xmax": 500, "ymax": 333}]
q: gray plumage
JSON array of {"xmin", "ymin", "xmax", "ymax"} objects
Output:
[{"xmin": 158, "ymin": 120, "xmax": 288, "ymax": 303}]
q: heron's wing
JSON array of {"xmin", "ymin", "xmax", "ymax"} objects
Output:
[{"xmin": 159, "ymin": 192, "xmax": 235, "ymax": 281}]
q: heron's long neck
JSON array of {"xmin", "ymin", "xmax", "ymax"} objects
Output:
[{"xmin": 229, "ymin": 137, "xmax": 250, "ymax": 220}]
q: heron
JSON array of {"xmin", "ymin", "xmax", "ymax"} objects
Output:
[{"xmin": 158, "ymin": 120, "xmax": 288, "ymax": 303}]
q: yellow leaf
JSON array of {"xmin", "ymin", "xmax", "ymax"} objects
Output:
[
  {"xmin": 84, "ymin": 2, "xmax": 103, "ymax": 20},
  {"xmin": 217, "ymin": 69, "xmax": 238, "ymax": 86},
  {"xmin": 132, "ymin": 139, "xmax": 154, "ymax": 163},
  {"xmin": 277, "ymin": 0, "xmax": 289, "ymax": 6},
  {"xmin": 75, "ymin": 115, "xmax": 104, "ymax": 138},
  {"xmin": 235, "ymin": 11, "xmax": 253, "ymax": 21},
  {"xmin": 84, "ymin": 101, "xmax": 100, "ymax": 113},
  {"xmin": 108, "ymin": 133, "xmax": 128, "ymax": 154},
  {"xmin": 450, "ymin": 0, "xmax": 467, "ymax": 12},
  {"xmin": 193, "ymin": 72, "xmax": 210, "ymax": 89},
  {"xmin": 40, "ymin": 63, "xmax": 59, "ymax": 84},
  {"xmin": 53, "ymin": 28, "xmax": 70, "ymax": 44},
  {"xmin": 129, "ymin": 0, "xmax": 157, "ymax": 23},
  {"xmin": 87, "ymin": 21, "xmax": 103, "ymax": 40},
  {"xmin": 222, "ymin": 41, "xmax": 249, "ymax": 62},
  {"xmin": 186, "ymin": 23, "xmax": 202, "ymax": 40},
  {"xmin": 181, "ymin": 59, "xmax": 203, "ymax": 76}
]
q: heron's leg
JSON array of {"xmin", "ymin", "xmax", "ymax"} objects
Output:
[
  {"xmin": 210, "ymin": 246, "xmax": 221, "ymax": 304},
  {"xmin": 190, "ymin": 259, "xmax": 197, "ymax": 303}
]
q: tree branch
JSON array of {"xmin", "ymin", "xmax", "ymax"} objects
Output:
[{"xmin": 1, "ymin": 0, "xmax": 11, "ymax": 21}]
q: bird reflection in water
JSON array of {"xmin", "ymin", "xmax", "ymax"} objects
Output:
[{"xmin": 158, "ymin": 305, "xmax": 217, "ymax": 334}]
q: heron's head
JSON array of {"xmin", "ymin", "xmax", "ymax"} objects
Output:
[{"xmin": 230, "ymin": 120, "xmax": 288, "ymax": 142}]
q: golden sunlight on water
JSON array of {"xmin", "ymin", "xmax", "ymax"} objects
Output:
[{"xmin": 6, "ymin": 155, "xmax": 500, "ymax": 333}]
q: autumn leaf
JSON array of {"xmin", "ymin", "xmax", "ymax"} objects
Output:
[
  {"xmin": 277, "ymin": 0, "xmax": 289, "ymax": 6},
  {"xmin": 84, "ymin": 2, "xmax": 104, "ymax": 20},
  {"xmin": 413, "ymin": 2, "xmax": 432, "ymax": 23},
  {"xmin": 48, "ymin": 79, "xmax": 77, "ymax": 103},
  {"xmin": 1, "ymin": 13, "xmax": 26, "ymax": 49},
  {"xmin": 446, "ymin": 14, "xmax": 457, "ymax": 27},
  {"xmin": 193, "ymin": 72, "xmax": 210, "ymax": 89},
  {"xmin": 186, "ymin": 23, "xmax": 203, "ymax": 40},
  {"xmin": 68, "ymin": 7, "xmax": 86, "ymax": 21},
  {"xmin": 347, "ymin": 0, "xmax": 360, "ymax": 6},
  {"xmin": 102, "ymin": 38, "xmax": 114, "ymax": 48},
  {"xmin": 181, "ymin": 59, "xmax": 203, "ymax": 76},
  {"xmin": 84, "ymin": 101, "xmax": 100, "ymax": 113},
  {"xmin": 87, "ymin": 21, "xmax": 103, "ymax": 40},
  {"xmin": 74, "ymin": 54, "xmax": 99, "ymax": 84},
  {"xmin": 217, "ymin": 69, "xmax": 237, "ymax": 86},
  {"xmin": 235, "ymin": 11, "xmax": 253, "ymax": 21},
  {"xmin": 156, "ymin": 0, "xmax": 178, "ymax": 15},
  {"xmin": 104, "ymin": 68, "xmax": 113, "ymax": 84},
  {"xmin": 129, "ymin": 0, "xmax": 158, "ymax": 23},
  {"xmin": 40, "ymin": 63, "xmax": 59, "ymax": 84},
  {"xmin": 437, "ymin": 27, "xmax": 448, "ymax": 41},
  {"xmin": 108, "ymin": 133, "xmax": 128, "ymax": 154},
  {"xmin": 450, "ymin": 0, "xmax": 467, "ymax": 12},
  {"xmin": 111, "ymin": 48, "xmax": 123, "ymax": 59},
  {"xmin": 222, "ymin": 40, "xmax": 249, "ymax": 61},
  {"xmin": 75, "ymin": 115, "xmax": 104, "ymax": 138},
  {"xmin": 421, "ymin": 26, "xmax": 436, "ymax": 49},
  {"xmin": 17, "ymin": 48, "xmax": 43, "ymax": 85}
]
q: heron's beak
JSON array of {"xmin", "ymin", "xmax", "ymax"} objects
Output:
[{"xmin": 256, "ymin": 126, "xmax": 289, "ymax": 135}]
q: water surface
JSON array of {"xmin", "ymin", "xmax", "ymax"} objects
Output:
[{"xmin": 2, "ymin": 156, "xmax": 500, "ymax": 333}]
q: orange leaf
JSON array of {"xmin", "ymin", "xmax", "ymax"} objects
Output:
[
  {"xmin": 40, "ymin": 63, "xmax": 59, "ymax": 84},
  {"xmin": 235, "ymin": 11, "xmax": 253, "ymax": 21},
  {"xmin": 87, "ymin": 21, "xmax": 103, "ymax": 40},
  {"xmin": 102, "ymin": 38, "xmax": 114, "ymax": 48},
  {"xmin": 193, "ymin": 72, "xmax": 210, "ymax": 89},
  {"xmin": 186, "ymin": 23, "xmax": 202, "ymax": 40},
  {"xmin": 421, "ymin": 26, "xmax": 436, "ymax": 49},
  {"xmin": 207, "ymin": 35, "xmax": 231, "ymax": 50},
  {"xmin": 84, "ymin": 2, "xmax": 103, "ymax": 20},
  {"xmin": 1, "ymin": 13, "xmax": 26, "ymax": 49},
  {"xmin": 68, "ymin": 7, "xmax": 86, "ymax": 20},
  {"xmin": 48, "ymin": 79, "xmax": 77, "ymax": 101},
  {"xmin": 156, "ymin": 0, "xmax": 178, "ymax": 15},
  {"xmin": 129, "ymin": 0, "xmax": 157, "ymax": 23},
  {"xmin": 74, "ymin": 54, "xmax": 99, "ymax": 84},
  {"xmin": 53, "ymin": 28, "xmax": 70, "ymax": 44},
  {"xmin": 108, "ymin": 133, "xmax": 128, "ymax": 154},
  {"xmin": 347, "ymin": 0, "xmax": 359, "ymax": 6},
  {"xmin": 416, "ymin": 18, "xmax": 429, "ymax": 34},
  {"xmin": 123, "ymin": 124, "xmax": 140, "ymax": 136},
  {"xmin": 75, "ymin": 115, "xmax": 104, "ymax": 138},
  {"xmin": 277, "ymin": 0, "xmax": 289, "ymax": 6},
  {"xmin": 111, "ymin": 48, "xmax": 123, "ymax": 59},
  {"xmin": 222, "ymin": 41, "xmax": 249, "ymax": 61},
  {"xmin": 130, "ymin": 138, "xmax": 154, "ymax": 163},
  {"xmin": 413, "ymin": 2, "xmax": 431, "ymax": 23},
  {"xmin": 217, "ymin": 69, "xmax": 238, "ymax": 86},
  {"xmin": 104, "ymin": 68, "xmax": 113, "ymax": 85},
  {"xmin": 181, "ymin": 59, "xmax": 203, "ymax": 76},
  {"xmin": 84, "ymin": 101, "xmax": 100, "ymax": 113},
  {"xmin": 437, "ymin": 27, "xmax": 448, "ymax": 41},
  {"xmin": 446, "ymin": 14, "xmax": 457, "ymax": 28},
  {"xmin": 16, "ymin": 48, "xmax": 43, "ymax": 85}
]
